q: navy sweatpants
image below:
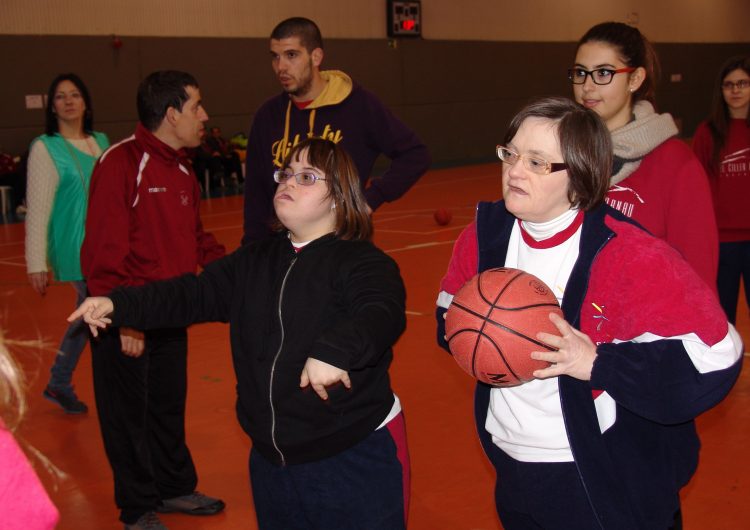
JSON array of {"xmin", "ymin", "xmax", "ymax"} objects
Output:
[
  {"xmin": 717, "ymin": 240, "xmax": 750, "ymax": 324},
  {"xmin": 249, "ymin": 412, "xmax": 410, "ymax": 530}
]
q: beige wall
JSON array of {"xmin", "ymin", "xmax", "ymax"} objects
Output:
[{"xmin": 2, "ymin": 0, "xmax": 749, "ymax": 42}]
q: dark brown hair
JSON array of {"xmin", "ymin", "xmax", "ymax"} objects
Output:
[
  {"xmin": 277, "ymin": 138, "xmax": 372, "ymax": 241},
  {"xmin": 577, "ymin": 22, "xmax": 659, "ymax": 106},
  {"xmin": 503, "ymin": 97, "xmax": 612, "ymax": 211},
  {"xmin": 137, "ymin": 70, "xmax": 199, "ymax": 132},
  {"xmin": 45, "ymin": 73, "xmax": 94, "ymax": 136},
  {"xmin": 706, "ymin": 55, "xmax": 750, "ymax": 172},
  {"xmin": 270, "ymin": 17, "xmax": 323, "ymax": 53}
]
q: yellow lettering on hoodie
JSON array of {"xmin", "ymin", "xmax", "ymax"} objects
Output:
[
  {"xmin": 271, "ymin": 126, "xmax": 344, "ymax": 168},
  {"xmin": 319, "ymin": 124, "xmax": 344, "ymax": 143},
  {"xmin": 272, "ymin": 133, "xmax": 304, "ymax": 168}
]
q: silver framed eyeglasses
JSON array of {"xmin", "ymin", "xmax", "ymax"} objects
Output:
[
  {"xmin": 568, "ymin": 66, "xmax": 636, "ymax": 85},
  {"xmin": 496, "ymin": 146, "xmax": 567, "ymax": 175},
  {"xmin": 273, "ymin": 169, "xmax": 327, "ymax": 186}
]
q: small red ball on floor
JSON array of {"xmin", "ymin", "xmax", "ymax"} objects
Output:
[{"xmin": 434, "ymin": 208, "xmax": 452, "ymax": 226}]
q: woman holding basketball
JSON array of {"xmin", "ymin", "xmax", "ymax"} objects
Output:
[
  {"xmin": 569, "ymin": 22, "xmax": 718, "ymax": 288},
  {"xmin": 70, "ymin": 138, "xmax": 410, "ymax": 530},
  {"xmin": 436, "ymin": 97, "xmax": 742, "ymax": 530}
]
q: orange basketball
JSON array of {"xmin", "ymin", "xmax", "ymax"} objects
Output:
[{"xmin": 445, "ymin": 267, "xmax": 562, "ymax": 387}]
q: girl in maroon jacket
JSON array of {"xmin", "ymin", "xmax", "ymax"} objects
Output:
[
  {"xmin": 569, "ymin": 22, "xmax": 719, "ymax": 290},
  {"xmin": 693, "ymin": 56, "xmax": 750, "ymax": 323}
]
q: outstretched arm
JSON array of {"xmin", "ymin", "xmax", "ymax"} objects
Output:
[{"xmin": 67, "ymin": 296, "xmax": 114, "ymax": 336}]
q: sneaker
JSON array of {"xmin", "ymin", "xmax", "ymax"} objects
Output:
[
  {"xmin": 43, "ymin": 386, "xmax": 88, "ymax": 414},
  {"xmin": 156, "ymin": 491, "xmax": 225, "ymax": 516},
  {"xmin": 124, "ymin": 511, "xmax": 168, "ymax": 530}
]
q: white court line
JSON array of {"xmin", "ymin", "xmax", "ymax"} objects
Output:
[
  {"xmin": 0, "ymin": 253, "xmax": 25, "ymax": 266},
  {"xmin": 384, "ymin": 240, "xmax": 455, "ymax": 254},
  {"xmin": 0, "ymin": 261, "xmax": 25, "ymax": 268},
  {"xmin": 377, "ymin": 227, "xmax": 469, "ymax": 234},
  {"xmin": 374, "ymin": 214, "xmax": 423, "ymax": 224},
  {"xmin": 0, "ymin": 239, "xmax": 24, "ymax": 248}
]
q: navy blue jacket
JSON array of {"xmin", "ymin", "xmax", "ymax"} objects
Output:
[{"xmin": 437, "ymin": 201, "xmax": 742, "ymax": 529}]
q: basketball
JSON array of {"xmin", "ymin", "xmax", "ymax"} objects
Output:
[
  {"xmin": 434, "ymin": 208, "xmax": 452, "ymax": 226},
  {"xmin": 445, "ymin": 267, "xmax": 563, "ymax": 387}
]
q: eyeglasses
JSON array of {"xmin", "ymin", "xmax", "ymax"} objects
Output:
[
  {"xmin": 568, "ymin": 67, "xmax": 636, "ymax": 85},
  {"xmin": 273, "ymin": 169, "xmax": 327, "ymax": 186},
  {"xmin": 722, "ymin": 79, "xmax": 750, "ymax": 91},
  {"xmin": 496, "ymin": 146, "xmax": 567, "ymax": 175}
]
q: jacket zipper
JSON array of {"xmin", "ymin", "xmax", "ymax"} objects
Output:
[
  {"xmin": 269, "ymin": 256, "xmax": 297, "ymax": 466},
  {"xmin": 561, "ymin": 231, "xmax": 613, "ymax": 530}
]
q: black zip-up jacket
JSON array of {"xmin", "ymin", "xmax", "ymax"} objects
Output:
[{"xmin": 108, "ymin": 233, "xmax": 407, "ymax": 466}]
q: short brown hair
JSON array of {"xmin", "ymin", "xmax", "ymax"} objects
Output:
[
  {"xmin": 277, "ymin": 138, "xmax": 373, "ymax": 241},
  {"xmin": 270, "ymin": 17, "xmax": 323, "ymax": 53},
  {"xmin": 503, "ymin": 97, "xmax": 612, "ymax": 211}
]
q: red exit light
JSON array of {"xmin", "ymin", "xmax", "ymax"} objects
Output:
[{"xmin": 402, "ymin": 19, "xmax": 416, "ymax": 31}]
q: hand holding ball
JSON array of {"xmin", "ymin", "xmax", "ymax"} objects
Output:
[{"xmin": 445, "ymin": 267, "xmax": 563, "ymax": 386}]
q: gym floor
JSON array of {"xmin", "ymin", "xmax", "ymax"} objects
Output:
[{"xmin": 1, "ymin": 162, "xmax": 748, "ymax": 529}]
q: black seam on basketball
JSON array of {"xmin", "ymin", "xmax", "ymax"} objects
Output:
[
  {"xmin": 477, "ymin": 330, "xmax": 520, "ymax": 380},
  {"xmin": 477, "ymin": 268, "xmax": 523, "ymax": 307},
  {"xmin": 451, "ymin": 301, "xmax": 559, "ymax": 319},
  {"xmin": 477, "ymin": 269, "xmax": 557, "ymax": 312},
  {"xmin": 449, "ymin": 329, "xmax": 521, "ymax": 382},
  {"xmin": 491, "ymin": 302, "xmax": 560, "ymax": 311},
  {"xmin": 483, "ymin": 319, "xmax": 557, "ymax": 351}
]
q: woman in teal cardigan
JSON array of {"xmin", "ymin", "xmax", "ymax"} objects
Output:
[{"xmin": 25, "ymin": 73, "xmax": 109, "ymax": 414}]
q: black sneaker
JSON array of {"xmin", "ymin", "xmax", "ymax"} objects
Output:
[
  {"xmin": 124, "ymin": 511, "xmax": 168, "ymax": 530},
  {"xmin": 43, "ymin": 386, "xmax": 88, "ymax": 414},
  {"xmin": 156, "ymin": 491, "xmax": 225, "ymax": 515}
]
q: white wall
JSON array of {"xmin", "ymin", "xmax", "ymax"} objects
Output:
[{"xmin": 1, "ymin": 0, "xmax": 748, "ymax": 42}]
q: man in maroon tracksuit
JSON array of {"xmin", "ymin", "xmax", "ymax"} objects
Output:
[{"xmin": 81, "ymin": 70, "xmax": 226, "ymax": 530}]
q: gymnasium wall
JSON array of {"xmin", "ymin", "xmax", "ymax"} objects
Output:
[{"xmin": 1, "ymin": 1, "xmax": 748, "ymax": 164}]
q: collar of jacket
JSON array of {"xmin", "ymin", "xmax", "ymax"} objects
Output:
[
  {"xmin": 278, "ymin": 231, "xmax": 338, "ymax": 253},
  {"xmin": 134, "ymin": 123, "xmax": 193, "ymax": 167}
]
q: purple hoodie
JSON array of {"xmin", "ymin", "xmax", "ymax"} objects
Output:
[{"xmin": 242, "ymin": 70, "xmax": 431, "ymax": 243}]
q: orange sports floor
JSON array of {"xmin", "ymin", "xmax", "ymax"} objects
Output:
[{"xmin": 1, "ymin": 163, "xmax": 748, "ymax": 529}]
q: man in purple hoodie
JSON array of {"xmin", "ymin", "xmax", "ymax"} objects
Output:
[{"xmin": 242, "ymin": 16, "xmax": 431, "ymax": 243}]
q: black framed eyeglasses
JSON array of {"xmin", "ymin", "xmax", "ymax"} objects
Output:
[
  {"xmin": 568, "ymin": 67, "xmax": 636, "ymax": 85},
  {"xmin": 496, "ymin": 146, "xmax": 567, "ymax": 175},
  {"xmin": 273, "ymin": 169, "xmax": 327, "ymax": 186},
  {"xmin": 722, "ymin": 79, "xmax": 750, "ymax": 91}
]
